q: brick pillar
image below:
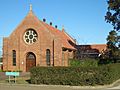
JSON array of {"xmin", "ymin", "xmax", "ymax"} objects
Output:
[{"xmin": 62, "ymin": 50, "xmax": 68, "ymax": 66}]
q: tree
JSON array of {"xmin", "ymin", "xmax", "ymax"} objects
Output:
[
  {"xmin": 105, "ymin": 0, "xmax": 120, "ymax": 61},
  {"xmin": 99, "ymin": 30, "xmax": 120, "ymax": 64},
  {"xmin": 105, "ymin": 0, "xmax": 120, "ymax": 48},
  {"xmin": 107, "ymin": 30, "xmax": 118, "ymax": 49},
  {"xmin": 0, "ymin": 57, "xmax": 2, "ymax": 62},
  {"xmin": 107, "ymin": 30, "xmax": 120, "ymax": 62},
  {"xmin": 105, "ymin": 0, "xmax": 120, "ymax": 31}
]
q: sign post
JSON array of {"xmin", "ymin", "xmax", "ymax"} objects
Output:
[
  {"xmin": 9, "ymin": 76, "xmax": 10, "ymax": 83},
  {"xmin": 5, "ymin": 72, "xmax": 20, "ymax": 83}
]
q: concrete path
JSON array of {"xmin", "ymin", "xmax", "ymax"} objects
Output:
[
  {"xmin": 1, "ymin": 83, "xmax": 120, "ymax": 90},
  {"xmin": 0, "ymin": 84, "xmax": 78, "ymax": 90},
  {"xmin": 107, "ymin": 86, "xmax": 120, "ymax": 89}
]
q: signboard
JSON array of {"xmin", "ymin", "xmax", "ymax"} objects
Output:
[
  {"xmin": 5, "ymin": 72, "xmax": 20, "ymax": 83},
  {"xmin": 5, "ymin": 72, "xmax": 20, "ymax": 76}
]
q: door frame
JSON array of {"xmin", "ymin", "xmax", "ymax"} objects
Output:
[{"xmin": 26, "ymin": 52, "xmax": 36, "ymax": 72}]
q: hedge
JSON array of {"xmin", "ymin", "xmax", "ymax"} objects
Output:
[
  {"xmin": 69, "ymin": 58, "xmax": 98, "ymax": 67},
  {"xmin": 30, "ymin": 63, "xmax": 120, "ymax": 86}
]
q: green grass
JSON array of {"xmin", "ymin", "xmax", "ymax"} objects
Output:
[
  {"xmin": 0, "ymin": 76, "xmax": 30, "ymax": 84},
  {"xmin": 0, "ymin": 69, "xmax": 3, "ymax": 72}
]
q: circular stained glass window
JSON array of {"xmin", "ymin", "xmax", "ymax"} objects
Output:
[{"xmin": 24, "ymin": 29, "xmax": 38, "ymax": 44}]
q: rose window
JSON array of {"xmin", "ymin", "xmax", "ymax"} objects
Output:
[{"xmin": 24, "ymin": 29, "xmax": 38, "ymax": 44}]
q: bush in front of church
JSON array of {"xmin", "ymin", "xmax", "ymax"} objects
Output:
[{"xmin": 30, "ymin": 63, "xmax": 120, "ymax": 86}]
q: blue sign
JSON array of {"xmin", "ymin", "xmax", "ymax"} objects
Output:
[{"xmin": 5, "ymin": 72, "xmax": 20, "ymax": 76}]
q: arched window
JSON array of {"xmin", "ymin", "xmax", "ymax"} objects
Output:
[
  {"xmin": 46, "ymin": 49, "xmax": 50, "ymax": 66},
  {"xmin": 12, "ymin": 50, "xmax": 16, "ymax": 66}
]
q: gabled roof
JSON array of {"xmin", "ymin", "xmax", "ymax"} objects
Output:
[
  {"xmin": 25, "ymin": 8, "xmax": 76, "ymax": 50},
  {"xmin": 7, "ymin": 5, "xmax": 76, "ymax": 50},
  {"xmin": 40, "ymin": 21, "xmax": 76, "ymax": 50}
]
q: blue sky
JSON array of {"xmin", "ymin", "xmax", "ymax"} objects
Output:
[{"xmin": 0, "ymin": 0, "xmax": 112, "ymax": 55}]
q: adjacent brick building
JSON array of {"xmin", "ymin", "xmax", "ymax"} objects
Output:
[
  {"xmin": 76, "ymin": 44, "xmax": 107, "ymax": 59},
  {"xmin": 3, "ymin": 6, "xmax": 76, "ymax": 72}
]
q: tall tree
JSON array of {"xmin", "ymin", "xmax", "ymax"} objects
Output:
[
  {"xmin": 107, "ymin": 30, "xmax": 120, "ymax": 61},
  {"xmin": 105, "ymin": 0, "xmax": 120, "ymax": 31},
  {"xmin": 105, "ymin": 0, "xmax": 120, "ymax": 62},
  {"xmin": 105, "ymin": 0, "xmax": 120, "ymax": 48}
]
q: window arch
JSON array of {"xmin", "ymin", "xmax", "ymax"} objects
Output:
[
  {"xmin": 12, "ymin": 50, "xmax": 16, "ymax": 66},
  {"xmin": 46, "ymin": 49, "xmax": 50, "ymax": 66},
  {"xmin": 26, "ymin": 52, "xmax": 36, "ymax": 60}
]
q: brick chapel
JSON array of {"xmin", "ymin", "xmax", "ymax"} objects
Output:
[{"xmin": 3, "ymin": 5, "xmax": 76, "ymax": 72}]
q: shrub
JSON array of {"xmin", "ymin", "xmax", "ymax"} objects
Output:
[
  {"xmin": 69, "ymin": 58, "xmax": 98, "ymax": 67},
  {"xmin": 69, "ymin": 59, "xmax": 81, "ymax": 66},
  {"xmin": 30, "ymin": 63, "xmax": 120, "ymax": 86}
]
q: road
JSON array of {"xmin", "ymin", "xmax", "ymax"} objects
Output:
[{"xmin": 0, "ymin": 84, "xmax": 120, "ymax": 90}]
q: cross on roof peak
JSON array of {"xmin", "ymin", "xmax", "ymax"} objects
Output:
[{"xmin": 30, "ymin": 4, "xmax": 32, "ymax": 11}]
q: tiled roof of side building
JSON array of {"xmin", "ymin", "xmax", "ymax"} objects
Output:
[
  {"xmin": 90, "ymin": 44, "xmax": 107, "ymax": 52},
  {"xmin": 76, "ymin": 44, "xmax": 107, "ymax": 53}
]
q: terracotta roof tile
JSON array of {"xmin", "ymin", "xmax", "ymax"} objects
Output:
[
  {"xmin": 40, "ymin": 21, "xmax": 76, "ymax": 50},
  {"xmin": 90, "ymin": 44, "xmax": 107, "ymax": 52}
]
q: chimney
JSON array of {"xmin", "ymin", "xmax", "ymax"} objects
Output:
[
  {"xmin": 74, "ymin": 39, "xmax": 77, "ymax": 44},
  {"xmin": 55, "ymin": 25, "xmax": 57, "ymax": 28},
  {"xmin": 43, "ymin": 18, "xmax": 46, "ymax": 22},
  {"xmin": 62, "ymin": 25, "xmax": 65, "ymax": 32},
  {"xmin": 50, "ymin": 22, "xmax": 52, "ymax": 26}
]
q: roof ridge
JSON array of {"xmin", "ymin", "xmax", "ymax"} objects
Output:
[
  {"xmin": 63, "ymin": 31, "xmax": 76, "ymax": 43},
  {"xmin": 40, "ymin": 20, "xmax": 76, "ymax": 50},
  {"xmin": 40, "ymin": 20, "xmax": 61, "ymax": 31},
  {"xmin": 91, "ymin": 44, "xmax": 106, "ymax": 45}
]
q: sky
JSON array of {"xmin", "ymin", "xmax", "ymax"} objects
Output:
[{"xmin": 0, "ymin": 0, "xmax": 113, "ymax": 55}]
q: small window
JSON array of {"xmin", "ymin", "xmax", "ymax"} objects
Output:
[
  {"xmin": 12, "ymin": 50, "xmax": 16, "ymax": 66},
  {"xmin": 46, "ymin": 49, "xmax": 50, "ymax": 66}
]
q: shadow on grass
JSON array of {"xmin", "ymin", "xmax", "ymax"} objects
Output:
[{"xmin": 26, "ymin": 79, "xmax": 31, "ymax": 84}]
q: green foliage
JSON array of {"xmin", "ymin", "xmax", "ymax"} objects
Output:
[
  {"xmin": 30, "ymin": 63, "xmax": 120, "ymax": 86},
  {"xmin": 3, "ymin": 70, "xmax": 11, "ymax": 72},
  {"xmin": 99, "ymin": 30, "xmax": 120, "ymax": 64},
  {"xmin": 69, "ymin": 59, "xmax": 81, "ymax": 66},
  {"xmin": 2, "ymin": 70, "xmax": 22, "ymax": 72},
  {"xmin": 107, "ymin": 30, "xmax": 119, "ymax": 52},
  {"xmin": 105, "ymin": 0, "xmax": 120, "ymax": 49},
  {"xmin": 0, "ymin": 69, "xmax": 2, "ymax": 72},
  {"xmin": 98, "ymin": 58, "xmax": 113, "ymax": 65},
  {"xmin": 104, "ymin": 30, "xmax": 120, "ymax": 62},
  {"xmin": 107, "ymin": 30, "xmax": 118, "ymax": 47},
  {"xmin": 69, "ymin": 58, "xmax": 98, "ymax": 67},
  {"xmin": 105, "ymin": 0, "xmax": 120, "ymax": 31},
  {"xmin": 0, "ymin": 57, "xmax": 2, "ymax": 62}
]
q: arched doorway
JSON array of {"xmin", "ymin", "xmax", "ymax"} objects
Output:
[{"xmin": 26, "ymin": 52, "xmax": 36, "ymax": 72}]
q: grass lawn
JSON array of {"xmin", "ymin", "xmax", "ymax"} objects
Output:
[
  {"xmin": 0, "ymin": 69, "xmax": 2, "ymax": 72},
  {"xmin": 0, "ymin": 75, "xmax": 30, "ymax": 84}
]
